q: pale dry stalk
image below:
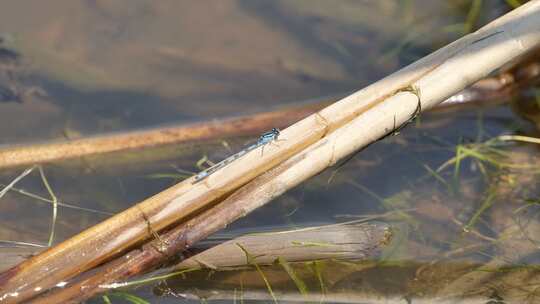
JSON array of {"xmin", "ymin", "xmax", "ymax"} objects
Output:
[{"xmin": 0, "ymin": 101, "xmax": 326, "ymax": 170}]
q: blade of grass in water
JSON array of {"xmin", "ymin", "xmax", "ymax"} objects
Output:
[
  {"xmin": 278, "ymin": 257, "xmax": 309, "ymax": 296},
  {"xmin": 505, "ymin": 0, "xmax": 522, "ymax": 9},
  {"xmin": 0, "ymin": 166, "xmax": 36, "ymax": 199},
  {"xmin": 464, "ymin": 189, "xmax": 497, "ymax": 232},
  {"xmin": 236, "ymin": 243, "xmax": 278, "ymax": 304},
  {"xmin": 107, "ymin": 292, "xmax": 150, "ymax": 304},
  {"xmin": 38, "ymin": 166, "xmax": 58, "ymax": 247}
]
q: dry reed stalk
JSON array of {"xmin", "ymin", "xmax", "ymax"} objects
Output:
[
  {"xmin": 0, "ymin": 57, "xmax": 537, "ymax": 172},
  {"xmin": 2, "ymin": 2, "xmax": 540, "ymax": 303},
  {"xmin": 25, "ymin": 137, "xmax": 334, "ymax": 303},
  {"xmin": 27, "ymin": 156, "xmax": 392, "ymax": 303},
  {"xmin": 163, "ymin": 290, "xmax": 482, "ymax": 304},
  {"xmin": 0, "ymin": 100, "xmax": 328, "ymax": 170},
  {"xmin": 175, "ymin": 221, "xmax": 391, "ymax": 269}
]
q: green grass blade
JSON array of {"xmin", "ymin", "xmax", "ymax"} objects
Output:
[{"xmin": 278, "ymin": 257, "xmax": 309, "ymax": 296}]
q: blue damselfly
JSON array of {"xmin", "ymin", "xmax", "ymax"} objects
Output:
[{"xmin": 193, "ymin": 128, "xmax": 281, "ymax": 183}]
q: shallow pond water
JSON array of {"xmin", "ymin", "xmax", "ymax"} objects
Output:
[{"xmin": 1, "ymin": 1, "xmax": 539, "ymax": 303}]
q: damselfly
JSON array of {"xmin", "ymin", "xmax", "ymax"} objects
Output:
[{"xmin": 193, "ymin": 128, "xmax": 281, "ymax": 183}]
